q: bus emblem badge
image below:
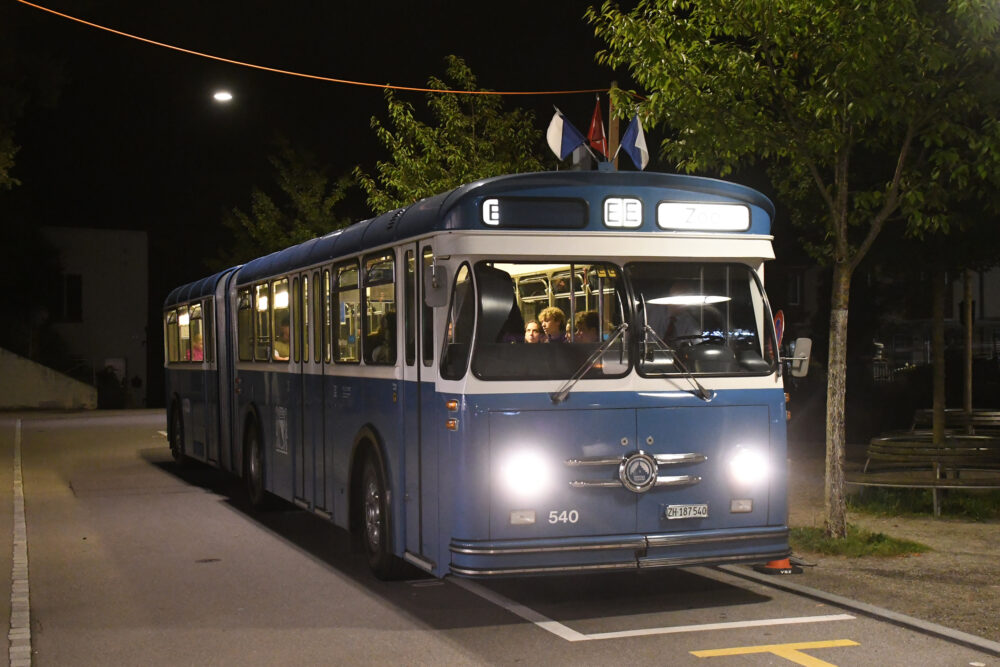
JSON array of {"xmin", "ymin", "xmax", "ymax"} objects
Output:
[{"xmin": 620, "ymin": 452, "xmax": 658, "ymax": 493}]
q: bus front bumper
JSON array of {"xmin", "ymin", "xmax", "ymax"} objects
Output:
[{"xmin": 448, "ymin": 526, "xmax": 789, "ymax": 577}]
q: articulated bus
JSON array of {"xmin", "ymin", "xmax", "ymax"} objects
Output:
[{"xmin": 164, "ymin": 170, "xmax": 797, "ymax": 579}]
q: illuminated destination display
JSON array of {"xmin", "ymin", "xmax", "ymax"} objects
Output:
[
  {"xmin": 657, "ymin": 203, "xmax": 750, "ymax": 231},
  {"xmin": 603, "ymin": 197, "xmax": 642, "ymax": 228}
]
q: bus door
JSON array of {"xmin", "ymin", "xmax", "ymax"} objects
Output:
[
  {"xmin": 403, "ymin": 243, "xmax": 439, "ymax": 563},
  {"xmin": 293, "ymin": 272, "xmax": 319, "ymax": 508},
  {"xmin": 202, "ymin": 296, "xmax": 220, "ymax": 465}
]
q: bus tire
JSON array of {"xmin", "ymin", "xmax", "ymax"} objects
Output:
[
  {"xmin": 168, "ymin": 402, "xmax": 188, "ymax": 465},
  {"xmin": 243, "ymin": 419, "xmax": 268, "ymax": 509},
  {"xmin": 361, "ymin": 452, "xmax": 405, "ymax": 580}
]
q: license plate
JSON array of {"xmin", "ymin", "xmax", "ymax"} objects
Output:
[{"xmin": 665, "ymin": 504, "xmax": 708, "ymax": 519}]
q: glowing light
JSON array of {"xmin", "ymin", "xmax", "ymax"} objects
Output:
[
  {"xmin": 729, "ymin": 447, "xmax": 769, "ymax": 485},
  {"xmin": 213, "ymin": 90, "xmax": 233, "ymax": 103},
  {"xmin": 647, "ymin": 295, "xmax": 731, "ymax": 306},
  {"xmin": 500, "ymin": 450, "xmax": 551, "ymax": 500}
]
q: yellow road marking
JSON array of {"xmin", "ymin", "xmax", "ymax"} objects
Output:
[{"xmin": 691, "ymin": 639, "xmax": 859, "ymax": 666}]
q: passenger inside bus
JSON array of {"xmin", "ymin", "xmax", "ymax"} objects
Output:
[
  {"xmin": 538, "ymin": 306, "xmax": 567, "ymax": 343},
  {"xmin": 190, "ymin": 333, "xmax": 204, "ymax": 361},
  {"xmin": 273, "ymin": 320, "xmax": 290, "ymax": 361},
  {"xmin": 524, "ymin": 320, "xmax": 542, "ymax": 343},
  {"xmin": 370, "ymin": 312, "xmax": 396, "ymax": 364},
  {"xmin": 573, "ymin": 310, "xmax": 600, "ymax": 343}
]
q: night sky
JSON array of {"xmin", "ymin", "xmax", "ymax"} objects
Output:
[{"xmin": 10, "ymin": 0, "xmax": 628, "ymax": 289}]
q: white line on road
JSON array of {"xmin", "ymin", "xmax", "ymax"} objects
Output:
[
  {"xmin": 9, "ymin": 418, "xmax": 31, "ymax": 666},
  {"xmin": 452, "ymin": 578, "xmax": 854, "ymax": 642}
]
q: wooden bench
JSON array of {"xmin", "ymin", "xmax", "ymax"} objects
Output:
[
  {"xmin": 911, "ymin": 408, "xmax": 1000, "ymax": 434},
  {"xmin": 847, "ymin": 433, "xmax": 1000, "ymax": 516}
]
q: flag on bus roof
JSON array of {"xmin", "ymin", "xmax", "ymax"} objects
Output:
[
  {"xmin": 587, "ymin": 97, "xmax": 608, "ymax": 158},
  {"xmin": 546, "ymin": 109, "xmax": 587, "ymax": 161},
  {"xmin": 621, "ymin": 115, "xmax": 649, "ymax": 170}
]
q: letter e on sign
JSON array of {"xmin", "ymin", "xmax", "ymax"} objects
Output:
[
  {"xmin": 482, "ymin": 198, "xmax": 500, "ymax": 226},
  {"xmin": 603, "ymin": 198, "xmax": 642, "ymax": 228}
]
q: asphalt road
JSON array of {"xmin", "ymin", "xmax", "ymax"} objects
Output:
[{"xmin": 2, "ymin": 411, "xmax": 997, "ymax": 666}]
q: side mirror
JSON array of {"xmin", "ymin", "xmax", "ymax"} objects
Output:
[
  {"xmin": 788, "ymin": 337, "xmax": 812, "ymax": 378},
  {"xmin": 423, "ymin": 260, "xmax": 450, "ymax": 308}
]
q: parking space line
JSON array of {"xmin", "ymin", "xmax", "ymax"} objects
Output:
[
  {"xmin": 453, "ymin": 578, "xmax": 854, "ymax": 643},
  {"xmin": 9, "ymin": 418, "xmax": 32, "ymax": 666},
  {"xmin": 691, "ymin": 639, "xmax": 859, "ymax": 666}
]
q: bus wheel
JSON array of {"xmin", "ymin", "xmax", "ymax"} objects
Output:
[
  {"xmin": 361, "ymin": 454, "xmax": 404, "ymax": 580},
  {"xmin": 244, "ymin": 422, "xmax": 267, "ymax": 509},
  {"xmin": 169, "ymin": 404, "xmax": 187, "ymax": 464}
]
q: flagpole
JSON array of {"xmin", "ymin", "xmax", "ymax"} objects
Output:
[{"xmin": 608, "ymin": 81, "xmax": 620, "ymax": 170}]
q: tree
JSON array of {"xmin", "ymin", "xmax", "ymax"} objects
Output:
[
  {"xmin": 588, "ymin": 0, "xmax": 1000, "ymax": 537},
  {"xmin": 355, "ymin": 56, "xmax": 550, "ymax": 212},
  {"xmin": 213, "ymin": 138, "xmax": 354, "ymax": 268}
]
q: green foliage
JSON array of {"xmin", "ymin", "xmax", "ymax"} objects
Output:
[
  {"xmin": 587, "ymin": 0, "xmax": 1000, "ymax": 264},
  {"xmin": 213, "ymin": 139, "xmax": 354, "ymax": 268},
  {"xmin": 790, "ymin": 524, "xmax": 930, "ymax": 557},
  {"xmin": 849, "ymin": 487, "xmax": 1000, "ymax": 521},
  {"xmin": 355, "ymin": 56, "xmax": 550, "ymax": 212}
]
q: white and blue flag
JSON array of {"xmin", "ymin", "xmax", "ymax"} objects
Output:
[
  {"xmin": 621, "ymin": 115, "xmax": 649, "ymax": 170},
  {"xmin": 546, "ymin": 109, "xmax": 588, "ymax": 161}
]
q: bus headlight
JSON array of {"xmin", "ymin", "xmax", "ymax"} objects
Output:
[
  {"xmin": 729, "ymin": 447, "xmax": 769, "ymax": 486},
  {"xmin": 499, "ymin": 450, "xmax": 552, "ymax": 500}
]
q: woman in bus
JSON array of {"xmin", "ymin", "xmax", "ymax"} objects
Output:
[
  {"xmin": 524, "ymin": 320, "xmax": 542, "ymax": 343},
  {"xmin": 538, "ymin": 307, "xmax": 567, "ymax": 343}
]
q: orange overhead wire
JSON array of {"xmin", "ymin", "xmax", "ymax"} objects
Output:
[{"xmin": 17, "ymin": 0, "xmax": 611, "ymax": 96}]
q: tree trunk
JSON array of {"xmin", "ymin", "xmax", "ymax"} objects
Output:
[
  {"xmin": 932, "ymin": 268, "xmax": 946, "ymax": 446},
  {"xmin": 824, "ymin": 261, "xmax": 851, "ymax": 539},
  {"xmin": 964, "ymin": 269, "xmax": 974, "ymax": 433}
]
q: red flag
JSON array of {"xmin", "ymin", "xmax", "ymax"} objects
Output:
[{"xmin": 587, "ymin": 97, "xmax": 608, "ymax": 157}]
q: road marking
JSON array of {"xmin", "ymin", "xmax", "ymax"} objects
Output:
[
  {"xmin": 9, "ymin": 418, "xmax": 32, "ymax": 666},
  {"xmin": 692, "ymin": 639, "xmax": 859, "ymax": 666},
  {"xmin": 453, "ymin": 578, "xmax": 854, "ymax": 643}
]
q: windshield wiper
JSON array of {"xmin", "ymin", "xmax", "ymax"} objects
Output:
[
  {"xmin": 550, "ymin": 323, "xmax": 629, "ymax": 404},
  {"xmin": 641, "ymin": 324, "xmax": 715, "ymax": 402}
]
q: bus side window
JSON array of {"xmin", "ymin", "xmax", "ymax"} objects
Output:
[
  {"xmin": 313, "ymin": 271, "xmax": 322, "ymax": 364},
  {"xmin": 166, "ymin": 309, "xmax": 179, "ymax": 363},
  {"xmin": 254, "ymin": 283, "xmax": 271, "ymax": 361},
  {"xmin": 322, "ymin": 268, "xmax": 332, "ymax": 363},
  {"xmin": 189, "ymin": 303, "xmax": 203, "ymax": 361},
  {"xmin": 441, "ymin": 263, "xmax": 474, "ymax": 380},
  {"xmin": 273, "ymin": 278, "xmax": 290, "ymax": 362},
  {"xmin": 405, "ymin": 250, "xmax": 415, "ymax": 366},
  {"xmin": 334, "ymin": 261, "xmax": 361, "ymax": 363},
  {"xmin": 203, "ymin": 299, "xmax": 214, "ymax": 364},
  {"xmin": 421, "ymin": 247, "xmax": 434, "ymax": 367},
  {"xmin": 363, "ymin": 251, "xmax": 396, "ymax": 365},
  {"xmin": 178, "ymin": 305, "xmax": 191, "ymax": 362},
  {"xmin": 237, "ymin": 288, "xmax": 253, "ymax": 362}
]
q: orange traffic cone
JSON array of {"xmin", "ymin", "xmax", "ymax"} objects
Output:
[{"xmin": 753, "ymin": 557, "xmax": 802, "ymax": 575}]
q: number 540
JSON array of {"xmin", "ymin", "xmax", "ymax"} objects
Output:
[{"xmin": 548, "ymin": 510, "xmax": 579, "ymax": 524}]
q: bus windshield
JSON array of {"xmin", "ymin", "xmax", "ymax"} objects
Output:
[
  {"xmin": 629, "ymin": 262, "xmax": 778, "ymax": 376},
  {"xmin": 464, "ymin": 260, "xmax": 777, "ymax": 381}
]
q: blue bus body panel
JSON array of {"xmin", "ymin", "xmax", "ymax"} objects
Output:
[{"xmin": 440, "ymin": 387, "xmax": 788, "ymax": 577}]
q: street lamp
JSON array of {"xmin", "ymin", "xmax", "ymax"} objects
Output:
[{"xmin": 213, "ymin": 90, "xmax": 233, "ymax": 103}]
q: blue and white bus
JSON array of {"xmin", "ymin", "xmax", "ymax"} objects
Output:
[{"xmin": 164, "ymin": 170, "xmax": 795, "ymax": 579}]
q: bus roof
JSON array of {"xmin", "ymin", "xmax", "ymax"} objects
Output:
[{"xmin": 165, "ymin": 171, "xmax": 775, "ymax": 305}]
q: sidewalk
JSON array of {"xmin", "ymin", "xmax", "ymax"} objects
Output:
[{"xmin": 786, "ymin": 453, "xmax": 1000, "ymax": 643}]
